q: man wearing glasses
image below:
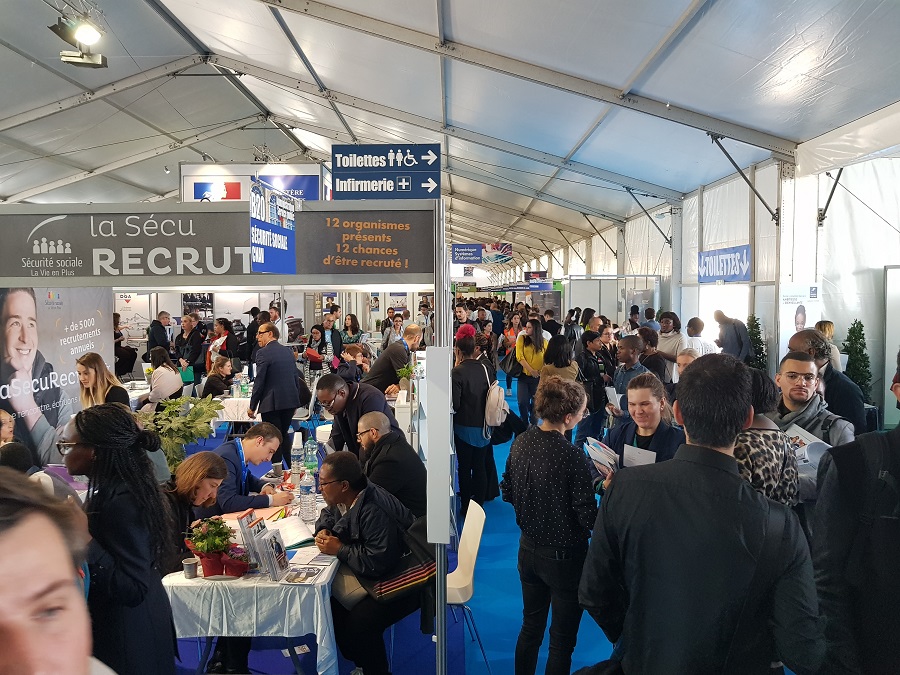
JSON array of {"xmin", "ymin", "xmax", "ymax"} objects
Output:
[
  {"xmin": 766, "ymin": 351, "xmax": 855, "ymax": 538},
  {"xmin": 314, "ymin": 374, "xmax": 399, "ymax": 457},
  {"xmin": 356, "ymin": 411, "xmax": 426, "ymax": 517},
  {"xmin": 247, "ymin": 322, "xmax": 311, "ymax": 474}
]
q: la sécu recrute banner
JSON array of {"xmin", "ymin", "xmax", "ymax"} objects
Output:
[{"xmin": 0, "ymin": 287, "xmax": 113, "ymax": 467}]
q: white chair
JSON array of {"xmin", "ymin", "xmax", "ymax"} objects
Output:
[
  {"xmin": 181, "ymin": 383, "xmax": 194, "ymax": 398},
  {"xmin": 447, "ymin": 501, "xmax": 491, "ymax": 674},
  {"xmin": 198, "ymin": 376, "xmax": 208, "ymax": 397}
]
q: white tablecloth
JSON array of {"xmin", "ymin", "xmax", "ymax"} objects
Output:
[
  {"xmin": 126, "ymin": 383, "xmax": 151, "ymax": 410},
  {"xmin": 217, "ymin": 397, "xmax": 254, "ymax": 422},
  {"xmin": 162, "ymin": 557, "xmax": 339, "ymax": 675}
]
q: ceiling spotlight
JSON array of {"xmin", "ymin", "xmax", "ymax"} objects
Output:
[
  {"xmin": 201, "ymin": 153, "xmax": 214, "ymax": 162},
  {"xmin": 74, "ymin": 21, "xmax": 102, "ymax": 46},
  {"xmin": 48, "ymin": 15, "xmax": 106, "ymax": 69},
  {"xmin": 164, "ymin": 166, "xmax": 170, "ymax": 174}
]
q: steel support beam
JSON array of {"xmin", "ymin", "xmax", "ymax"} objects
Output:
[
  {"xmin": 261, "ymin": 0, "xmax": 797, "ymax": 159},
  {"xmin": 627, "ymin": 188, "xmax": 672, "ymax": 246},
  {"xmin": 583, "ymin": 214, "xmax": 618, "ymax": 258},
  {"xmin": 447, "ymin": 209, "xmax": 571, "ymax": 245},
  {"xmin": 709, "ymin": 134, "xmax": 779, "ymax": 223},
  {"xmin": 448, "ymin": 216, "xmax": 570, "ymax": 248},
  {"xmin": 209, "ymin": 55, "xmax": 683, "ymax": 201},
  {"xmin": 444, "ymin": 190, "xmax": 593, "ymax": 237},
  {"xmin": 0, "ymin": 55, "xmax": 205, "ymax": 134},
  {"xmin": 1, "ymin": 115, "xmax": 261, "ymax": 203}
]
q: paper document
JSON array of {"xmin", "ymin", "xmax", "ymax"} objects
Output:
[
  {"xmin": 622, "ymin": 444, "xmax": 656, "ymax": 468},
  {"xmin": 282, "ymin": 566, "xmax": 325, "ymax": 584},
  {"xmin": 289, "ymin": 548, "xmax": 336, "ymax": 566},
  {"xmin": 605, "ymin": 387, "xmax": 620, "ymax": 407},
  {"xmin": 583, "ymin": 437, "xmax": 619, "ymax": 476},
  {"xmin": 268, "ymin": 515, "xmax": 315, "ymax": 549},
  {"xmin": 785, "ymin": 423, "xmax": 831, "ymax": 470}
]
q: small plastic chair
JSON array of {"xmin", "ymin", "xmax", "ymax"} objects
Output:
[{"xmin": 446, "ymin": 501, "xmax": 491, "ymax": 674}]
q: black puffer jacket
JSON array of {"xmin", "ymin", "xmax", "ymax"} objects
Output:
[
  {"xmin": 314, "ymin": 478, "xmax": 414, "ymax": 579},
  {"xmin": 576, "ymin": 349, "xmax": 608, "ymax": 413}
]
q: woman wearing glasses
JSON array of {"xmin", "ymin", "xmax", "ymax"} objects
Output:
[
  {"xmin": 500, "ymin": 375, "xmax": 597, "ymax": 675},
  {"xmin": 61, "ymin": 403, "xmax": 176, "ymax": 675}
]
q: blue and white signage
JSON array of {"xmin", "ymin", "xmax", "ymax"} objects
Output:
[
  {"xmin": 529, "ymin": 280, "xmax": 553, "ymax": 291},
  {"xmin": 249, "ymin": 178, "xmax": 297, "ymax": 274},
  {"xmin": 451, "ymin": 244, "xmax": 482, "ymax": 264},
  {"xmin": 331, "ymin": 144, "xmax": 441, "ymax": 200},
  {"xmin": 698, "ymin": 244, "xmax": 751, "ymax": 283},
  {"xmin": 258, "ymin": 174, "xmax": 320, "ymax": 201}
]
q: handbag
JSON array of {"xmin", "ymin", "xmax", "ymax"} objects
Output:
[
  {"xmin": 179, "ymin": 365, "xmax": 194, "ymax": 384},
  {"xmin": 500, "ymin": 348, "xmax": 523, "ymax": 378},
  {"xmin": 357, "ymin": 515, "xmax": 436, "ymax": 604},
  {"xmin": 331, "ymin": 563, "xmax": 369, "ymax": 610}
]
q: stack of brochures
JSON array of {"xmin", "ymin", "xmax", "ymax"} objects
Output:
[{"xmin": 584, "ymin": 437, "xmax": 619, "ymax": 476}]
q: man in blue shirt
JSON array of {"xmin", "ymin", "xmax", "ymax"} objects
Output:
[
  {"xmin": 606, "ymin": 335, "xmax": 649, "ymax": 425},
  {"xmin": 640, "ymin": 308, "xmax": 661, "ymax": 331}
]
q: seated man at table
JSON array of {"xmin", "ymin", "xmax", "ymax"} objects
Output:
[
  {"xmin": 357, "ymin": 411, "xmax": 427, "ymax": 517},
  {"xmin": 0, "ymin": 441, "xmax": 80, "ymax": 502},
  {"xmin": 314, "ymin": 452, "xmax": 420, "ymax": 675},
  {"xmin": 193, "ymin": 422, "xmax": 294, "ymax": 518},
  {"xmin": 314, "ymin": 374, "xmax": 400, "ymax": 457}
]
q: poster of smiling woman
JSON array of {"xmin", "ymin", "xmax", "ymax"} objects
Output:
[{"xmin": 0, "ymin": 287, "xmax": 113, "ymax": 467}]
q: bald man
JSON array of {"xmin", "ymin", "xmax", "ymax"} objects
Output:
[{"xmin": 357, "ymin": 411, "xmax": 427, "ymax": 517}]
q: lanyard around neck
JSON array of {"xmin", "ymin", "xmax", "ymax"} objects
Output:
[{"xmin": 235, "ymin": 438, "xmax": 249, "ymax": 489}]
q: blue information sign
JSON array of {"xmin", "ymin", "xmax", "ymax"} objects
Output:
[
  {"xmin": 698, "ymin": 244, "xmax": 752, "ymax": 283},
  {"xmin": 451, "ymin": 244, "xmax": 483, "ymax": 264},
  {"xmin": 258, "ymin": 174, "xmax": 320, "ymax": 201},
  {"xmin": 331, "ymin": 144, "xmax": 441, "ymax": 200},
  {"xmin": 249, "ymin": 179, "xmax": 297, "ymax": 275}
]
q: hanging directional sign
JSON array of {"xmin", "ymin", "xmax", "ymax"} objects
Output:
[
  {"xmin": 331, "ymin": 143, "xmax": 441, "ymax": 200},
  {"xmin": 698, "ymin": 244, "xmax": 752, "ymax": 283}
]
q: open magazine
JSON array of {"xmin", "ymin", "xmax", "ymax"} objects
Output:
[
  {"xmin": 584, "ymin": 437, "xmax": 619, "ymax": 478},
  {"xmin": 785, "ymin": 423, "xmax": 830, "ymax": 501}
]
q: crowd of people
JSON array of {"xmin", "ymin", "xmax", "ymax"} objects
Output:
[{"xmin": 4, "ymin": 291, "xmax": 898, "ymax": 675}]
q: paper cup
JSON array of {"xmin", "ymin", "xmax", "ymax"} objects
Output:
[{"xmin": 183, "ymin": 557, "xmax": 199, "ymax": 579}]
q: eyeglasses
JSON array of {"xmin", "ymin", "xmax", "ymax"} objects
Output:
[
  {"xmin": 258, "ymin": 329, "xmax": 272, "ymax": 335},
  {"xmin": 783, "ymin": 372, "xmax": 817, "ymax": 383},
  {"xmin": 356, "ymin": 428, "xmax": 376, "ymax": 439},
  {"xmin": 56, "ymin": 441, "xmax": 80, "ymax": 456},
  {"xmin": 318, "ymin": 478, "xmax": 345, "ymax": 488},
  {"xmin": 319, "ymin": 390, "xmax": 344, "ymax": 410}
]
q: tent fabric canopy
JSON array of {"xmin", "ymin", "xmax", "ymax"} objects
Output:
[{"xmin": 2, "ymin": 0, "xmax": 900, "ymax": 264}]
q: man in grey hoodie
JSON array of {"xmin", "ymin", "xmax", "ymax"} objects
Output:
[{"xmin": 766, "ymin": 350, "xmax": 854, "ymax": 539}]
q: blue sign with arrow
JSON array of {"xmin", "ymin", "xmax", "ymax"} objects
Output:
[
  {"xmin": 698, "ymin": 244, "xmax": 752, "ymax": 283},
  {"xmin": 331, "ymin": 143, "xmax": 441, "ymax": 200}
]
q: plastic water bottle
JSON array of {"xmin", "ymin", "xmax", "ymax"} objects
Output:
[
  {"xmin": 303, "ymin": 437, "xmax": 318, "ymax": 475},
  {"xmin": 290, "ymin": 442, "xmax": 304, "ymax": 485},
  {"xmin": 298, "ymin": 471, "xmax": 316, "ymax": 522},
  {"xmin": 241, "ymin": 377, "xmax": 250, "ymax": 397}
]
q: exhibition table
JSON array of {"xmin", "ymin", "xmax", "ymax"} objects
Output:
[{"xmin": 162, "ymin": 552, "xmax": 339, "ymax": 675}]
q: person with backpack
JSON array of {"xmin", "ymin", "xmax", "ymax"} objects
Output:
[
  {"xmin": 452, "ymin": 324, "xmax": 495, "ymax": 517},
  {"xmin": 812, "ymin": 358, "xmax": 900, "ymax": 674}
]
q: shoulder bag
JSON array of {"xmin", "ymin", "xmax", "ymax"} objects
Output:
[{"xmin": 358, "ymin": 513, "xmax": 436, "ymax": 604}]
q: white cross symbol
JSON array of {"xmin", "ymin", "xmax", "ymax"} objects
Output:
[{"xmin": 397, "ymin": 176, "xmax": 411, "ymax": 190}]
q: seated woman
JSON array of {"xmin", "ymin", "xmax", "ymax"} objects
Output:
[
  {"xmin": 61, "ymin": 403, "xmax": 176, "ymax": 675},
  {"xmin": 76, "ymin": 352, "xmax": 129, "ymax": 408},
  {"xmin": 162, "ymin": 451, "xmax": 228, "ymax": 572},
  {"xmin": 607, "ymin": 372, "xmax": 685, "ymax": 467},
  {"xmin": 201, "ymin": 356, "xmax": 234, "ymax": 398},
  {"xmin": 113, "ymin": 312, "xmax": 138, "ymax": 378},
  {"xmin": 138, "ymin": 347, "xmax": 185, "ymax": 412},
  {"xmin": 315, "ymin": 451, "xmax": 420, "ymax": 675}
]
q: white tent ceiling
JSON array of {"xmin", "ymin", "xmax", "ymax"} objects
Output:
[{"xmin": 2, "ymin": 0, "xmax": 900, "ymax": 263}]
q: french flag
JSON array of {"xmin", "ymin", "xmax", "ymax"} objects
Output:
[{"xmin": 193, "ymin": 181, "xmax": 242, "ymax": 200}]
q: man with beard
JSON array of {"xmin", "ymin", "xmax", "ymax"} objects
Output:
[
  {"xmin": 356, "ymin": 411, "xmax": 426, "ymax": 517},
  {"xmin": 0, "ymin": 288, "xmax": 72, "ymax": 466}
]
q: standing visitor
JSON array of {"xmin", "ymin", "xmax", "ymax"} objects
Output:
[
  {"xmin": 502, "ymin": 376, "xmax": 596, "ymax": 675},
  {"xmin": 341, "ymin": 313, "xmax": 363, "ymax": 344},
  {"xmin": 516, "ymin": 319, "xmax": 546, "ymax": 425},
  {"xmin": 655, "ymin": 311, "xmax": 688, "ymax": 383},
  {"xmin": 61, "ymin": 403, "xmax": 177, "ymax": 675},
  {"xmin": 452, "ymin": 325, "xmax": 493, "ymax": 516},
  {"xmin": 606, "ymin": 373, "xmax": 684, "ymax": 468}
]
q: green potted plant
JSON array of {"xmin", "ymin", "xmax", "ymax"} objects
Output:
[
  {"xmin": 396, "ymin": 363, "xmax": 415, "ymax": 392},
  {"xmin": 746, "ymin": 314, "xmax": 768, "ymax": 371},
  {"xmin": 135, "ymin": 395, "xmax": 223, "ymax": 473},
  {"xmin": 185, "ymin": 517, "xmax": 249, "ymax": 577},
  {"xmin": 842, "ymin": 319, "xmax": 873, "ymax": 404}
]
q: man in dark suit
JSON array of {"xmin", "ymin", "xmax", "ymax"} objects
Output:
[
  {"xmin": 194, "ymin": 422, "xmax": 295, "ymax": 518},
  {"xmin": 314, "ymin": 374, "xmax": 400, "ymax": 457},
  {"xmin": 363, "ymin": 324, "xmax": 421, "ymax": 395},
  {"xmin": 248, "ymin": 322, "xmax": 311, "ymax": 471},
  {"xmin": 357, "ymin": 411, "xmax": 426, "ymax": 517}
]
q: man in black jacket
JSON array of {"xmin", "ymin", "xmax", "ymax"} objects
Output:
[
  {"xmin": 145, "ymin": 310, "xmax": 171, "ymax": 361},
  {"xmin": 579, "ymin": 354, "xmax": 824, "ymax": 674},
  {"xmin": 363, "ymin": 324, "xmax": 421, "ymax": 395},
  {"xmin": 812, "ymin": 362, "xmax": 900, "ymax": 674},
  {"xmin": 315, "ymin": 374, "xmax": 400, "ymax": 456},
  {"xmin": 314, "ymin": 451, "xmax": 420, "ymax": 675},
  {"xmin": 789, "ymin": 329, "xmax": 867, "ymax": 435},
  {"xmin": 357, "ymin": 411, "xmax": 426, "ymax": 517}
]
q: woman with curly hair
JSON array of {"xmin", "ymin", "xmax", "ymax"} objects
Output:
[{"xmin": 61, "ymin": 403, "xmax": 176, "ymax": 675}]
